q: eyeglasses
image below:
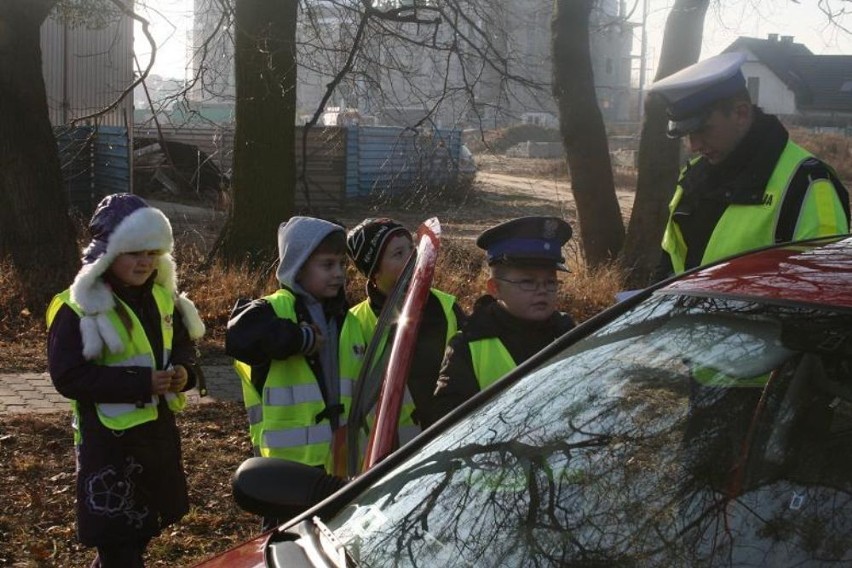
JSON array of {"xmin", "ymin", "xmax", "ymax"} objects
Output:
[{"xmin": 495, "ymin": 277, "xmax": 559, "ymax": 292}]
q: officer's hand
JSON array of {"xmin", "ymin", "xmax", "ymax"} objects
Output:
[
  {"xmin": 169, "ymin": 364, "xmax": 189, "ymax": 392},
  {"xmin": 151, "ymin": 369, "xmax": 173, "ymax": 395}
]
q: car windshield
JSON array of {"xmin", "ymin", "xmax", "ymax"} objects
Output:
[{"xmin": 326, "ymin": 292, "xmax": 852, "ymax": 566}]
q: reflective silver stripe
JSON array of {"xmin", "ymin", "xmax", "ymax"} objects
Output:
[
  {"xmin": 403, "ymin": 387, "xmax": 414, "ymax": 405},
  {"xmin": 340, "ymin": 378, "xmax": 355, "ymax": 398},
  {"xmin": 263, "ymin": 424, "xmax": 333, "ymax": 448},
  {"xmin": 398, "ymin": 425, "xmax": 421, "ymax": 446},
  {"xmin": 99, "ymin": 397, "xmax": 157, "ymax": 418},
  {"xmin": 265, "ymin": 384, "xmax": 324, "ymax": 406},
  {"xmin": 163, "ymin": 348, "xmax": 171, "ymax": 365},
  {"xmin": 247, "ymin": 404, "xmax": 263, "ymax": 425}
]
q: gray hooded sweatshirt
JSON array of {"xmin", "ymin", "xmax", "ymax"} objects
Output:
[{"xmin": 276, "ymin": 216, "xmax": 345, "ymax": 410}]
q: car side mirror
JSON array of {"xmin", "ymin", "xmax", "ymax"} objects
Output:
[{"xmin": 232, "ymin": 457, "xmax": 347, "ymax": 519}]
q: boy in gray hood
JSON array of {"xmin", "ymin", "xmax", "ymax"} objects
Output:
[{"xmin": 226, "ymin": 217, "xmax": 350, "ymax": 481}]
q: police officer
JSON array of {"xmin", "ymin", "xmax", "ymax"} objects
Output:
[
  {"xmin": 432, "ymin": 216, "xmax": 575, "ymax": 420},
  {"xmin": 649, "ymin": 52, "xmax": 850, "ymax": 281}
]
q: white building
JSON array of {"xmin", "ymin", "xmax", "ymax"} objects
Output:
[{"xmin": 725, "ymin": 34, "xmax": 852, "ymax": 127}]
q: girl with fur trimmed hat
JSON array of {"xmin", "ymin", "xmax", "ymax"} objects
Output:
[{"xmin": 46, "ymin": 193, "xmax": 205, "ymax": 567}]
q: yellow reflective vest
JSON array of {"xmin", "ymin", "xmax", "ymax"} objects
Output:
[
  {"xmin": 340, "ymin": 289, "xmax": 458, "ymax": 445},
  {"xmin": 663, "ymin": 140, "xmax": 850, "ymax": 274},
  {"xmin": 46, "ymin": 285, "xmax": 184, "ymax": 444},
  {"xmin": 233, "ymin": 289, "xmax": 352, "ymax": 468},
  {"xmin": 469, "ymin": 337, "xmax": 517, "ymax": 391}
]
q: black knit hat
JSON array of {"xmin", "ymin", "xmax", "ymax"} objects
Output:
[{"xmin": 346, "ymin": 218, "xmax": 412, "ymax": 277}]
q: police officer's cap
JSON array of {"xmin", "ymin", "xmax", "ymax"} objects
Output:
[
  {"xmin": 476, "ymin": 216, "xmax": 572, "ymax": 272},
  {"xmin": 649, "ymin": 52, "xmax": 748, "ymax": 138}
]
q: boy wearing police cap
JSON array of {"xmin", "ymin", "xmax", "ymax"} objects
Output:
[
  {"xmin": 432, "ymin": 216, "xmax": 575, "ymax": 419},
  {"xmin": 342, "ymin": 218, "xmax": 466, "ymax": 434},
  {"xmin": 649, "ymin": 52, "xmax": 849, "ymax": 281}
]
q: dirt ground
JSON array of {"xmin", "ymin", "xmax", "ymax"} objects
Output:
[{"xmin": 157, "ymin": 161, "xmax": 634, "ymax": 248}]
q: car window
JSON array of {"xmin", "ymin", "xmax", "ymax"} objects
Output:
[{"xmin": 326, "ymin": 294, "xmax": 852, "ymax": 567}]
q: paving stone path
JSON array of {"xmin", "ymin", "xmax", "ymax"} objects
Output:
[{"xmin": 0, "ymin": 366, "xmax": 241, "ymax": 414}]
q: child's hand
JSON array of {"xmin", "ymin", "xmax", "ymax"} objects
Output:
[
  {"xmin": 151, "ymin": 369, "xmax": 174, "ymax": 395},
  {"xmin": 169, "ymin": 364, "xmax": 189, "ymax": 392},
  {"xmin": 302, "ymin": 322, "xmax": 325, "ymax": 356}
]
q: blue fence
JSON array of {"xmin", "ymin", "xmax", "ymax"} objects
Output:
[
  {"xmin": 344, "ymin": 126, "xmax": 463, "ymax": 199},
  {"xmin": 55, "ymin": 125, "xmax": 130, "ymax": 215}
]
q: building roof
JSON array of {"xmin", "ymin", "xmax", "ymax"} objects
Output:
[
  {"xmin": 724, "ymin": 35, "xmax": 852, "ymax": 113},
  {"xmin": 791, "ymin": 55, "xmax": 852, "ymax": 112}
]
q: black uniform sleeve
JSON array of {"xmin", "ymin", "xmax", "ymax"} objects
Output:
[
  {"xmin": 48, "ymin": 304, "xmax": 153, "ymax": 404},
  {"xmin": 451, "ymin": 300, "xmax": 468, "ymax": 329},
  {"xmin": 225, "ymin": 298, "xmax": 309, "ymax": 365},
  {"xmin": 651, "ymin": 250, "xmax": 674, "ymax": 285},
  {"xmin": 430, "ymin": 334, "xmax": 481, "ymax": 424}
]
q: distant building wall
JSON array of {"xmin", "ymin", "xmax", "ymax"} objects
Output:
[
  {"xmin": 41, "ymin": 11, "xmax": 134, "ymax": 127},
  {"xmin": 188, "ymin": 0, "xmax": 635, "ymax": 128},
  {"xmin": 740, "ymin": 57, "xmax": 798, "ymax": 115}
]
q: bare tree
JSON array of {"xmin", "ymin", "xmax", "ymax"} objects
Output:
[
  {"xmin": 216, "ymin": 0, "xmax": 299, "ymax": 263},
  {"xmin": 551, "ymin": 0, "xmax": 625, "ymax": 269},
  {"xmin": 0, "ymin": 1, "xmax": 80, "ymax": 311},
  {"xmin": 197, "ymin": 0, "xmax": 552, "ymax": 262},
  {"xmin": 621, "ymin": 0, "xmax": 710, "ymax": 287}
]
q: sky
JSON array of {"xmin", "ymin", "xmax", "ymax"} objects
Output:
[{"xmin": 134, "ymin": 0, "xmax": 852, "ymax": 82}]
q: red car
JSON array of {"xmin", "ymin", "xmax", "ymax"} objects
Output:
[{"xmin": 197, "ymin": 235, "xmax": 852, "ymax": 567}]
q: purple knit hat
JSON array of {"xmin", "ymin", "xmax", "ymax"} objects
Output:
[
  {"xmin": 82, "ymin": 193, "xmax": 172, "ymax": 263},
  {"xmin": 70, "ymin": 193, "xmax": 205, "ymax": 359}
]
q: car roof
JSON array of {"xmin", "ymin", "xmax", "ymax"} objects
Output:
[{"xmin": 660, "ymin": 235, "xmax": 852, "ymax": 309}]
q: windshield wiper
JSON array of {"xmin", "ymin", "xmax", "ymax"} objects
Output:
[{"xmin": 311, "ymin": 515, "xmax": 360, "ymax": 568}]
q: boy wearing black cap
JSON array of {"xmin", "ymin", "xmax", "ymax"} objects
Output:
[
  {"xmin": 46, "ymin": 193, "xmax": 205, "ymax": 567},
  {"xmin": 649, "ymin": 52, "xmax": 849, "ymax": 280},
  {"xmin": 432, "ymin": 216, "xmax": 575, "ymax": 419},
  {"xmin": 342, "ymin": 218, "xmax": 466, "ymax": 435}
]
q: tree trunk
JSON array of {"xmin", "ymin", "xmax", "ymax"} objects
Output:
[
  {"xmin": 218, "ymin": 0, "xmax": 298, "ymax": 264},
  {"xmin": 0, "ymin": 0, "xmax": 79, "ymax": 312},
  {"xmin": 551, "ymin": 0, "xmax": 625, "ymax": 268},
  {"xmin": 621, "ymin": 0, "xmax": 710, "ymax": 287}
]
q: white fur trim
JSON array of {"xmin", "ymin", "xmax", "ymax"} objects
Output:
[
  {"xmin": 80, "ymin": 316, "xmax": 104, "ymax": 360},
  {"xmin": 97, "ymin": 312, "xmax": 124, "ymax": 355},
  {"xmin": 70, "ymin": 205, "xmax": 176, "ymax": 359},
  {"xmin": 176, "ymin": 293, "xmax": 206, "ymax": 339},
  {"xmin": 156, "ymin": 254, "xmax": 177, "ymax": 293}
]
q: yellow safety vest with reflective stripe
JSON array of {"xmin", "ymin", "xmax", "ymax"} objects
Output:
[
  {"xmin": 232, "ymin": 360, "xmax": 264, "ymax": 455},
  {"xmin": 46, "ymin": 286, "xmax": 183, "ymax": 443},
  {"xmin": 663, "ymin": 141, "xmax": 849, "ymax": 274},
  {"xmin": 470, "ymin": 338, "xmax": 517, "ymax": 391},
  {"xmin": 341, "ymin": 289, "xmax": 458, "ymax": 445},
  {"xmin": 233, "ymin": 289, "xmax": 352, "ymax": 468}
]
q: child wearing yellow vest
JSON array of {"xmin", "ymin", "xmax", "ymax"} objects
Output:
[
  {"xmin": 341, "ymin": 218, "xmax": 466, "ymax": 443},
  {"xmin": 433, "ymin": 216, "xmax": 574, "ymax": 421},
  {"xmin": 46, "ymin": 193, "xmax": 205, "ymax": 568}
]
